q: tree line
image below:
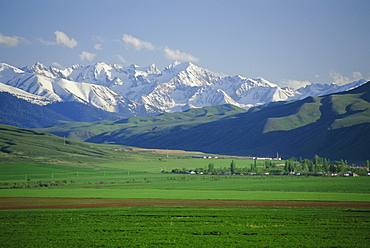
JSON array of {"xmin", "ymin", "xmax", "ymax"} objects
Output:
[
  {"xmin": 284, "ymin": 155, "xmax": 369, "ymax": 175},
  {"xmin": 171, "ymin": 156, "xmax": 370, "ymax": 176}
]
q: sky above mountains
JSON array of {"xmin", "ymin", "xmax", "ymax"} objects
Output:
[{"xmin": 1, "ymin": 0, "xmax": 369, "ymax": 88}]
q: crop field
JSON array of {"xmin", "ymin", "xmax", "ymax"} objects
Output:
[
  {"xmin": 1, "ymin": 207, "xmax": 370, "ymax": 247},
  {"xmin": 0, "ymin": 157, "xmax": 279, "ymax": 183},
  {"xmin": 1, "ymin": 146, "xmax": 370, "ymax": 247}
]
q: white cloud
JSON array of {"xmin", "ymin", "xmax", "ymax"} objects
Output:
[
  {"xmin": 94, "ymin": 44, "xmax": 103, "ymax": 50},
  {"xmin": 280, "ymin": 79, "xmax": 311, "ymax": 89},
  {"xmin": 0, "ymin": 32, "xmax": 30, "ymax": 47},
  {"xmin": 120, "ymin": 34, "xmax": 200, "ymax": 63},
  {"xmin": 114, "ymin": 55, "xmax": 127, "ymax": 64},
  {"xmin": 93, "ymin": 36, "xmax": 105, "ymax": 43},
  {"xmin": 163, "ymin": 46, "xmax": 199, "ymax": 62},
  {"xmin": 352, "ymin": 71, "xmax": 364, "ymax": 81},
  {"xmin": 55, "ymin": 31, "xmax": 77, "ymax": 48},
  {"xmin": 52, "ymin": 62, "xmax": 64, "ymax": 69},
  {"xmin": 39, "ymin": 31, "xmax": 77, "ymax": 48},
  {"xmin": 329, "ymin": 71, "xmax": 351, "ymax": 86},
  {"xmin": 329, "ymin": 71, "xmax": 368, "ymax": 86},
  {"xmin": 122, "ymin": 34, "xmax": 156, "ymax": 51},
  {"xmin": 79, "ymin": 51, "xmax": 96, "ymax": 62}
]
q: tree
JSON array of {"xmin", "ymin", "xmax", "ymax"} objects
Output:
[
  {"xmin": 301, "ymin": 159, "xmax": 308, "ymax": 172},
  {"xmin": 284, "ymin": 158, "xmax": 296, "ymax": 173},
  {"xmin": 307, "ymin": 160, "xmax": 313, "ymax": 172},
  {"xmin": 313, "ymin": 155, "xmax": 319, "ymax": 164},
  {"xmin": 208, "ymin": 163, "xmax": 214, "ymax": 173},
  {"xmin": 322, "ymin": 158, "xmax": 329, "ymax": 173},
  {"xmin": 230, "ymin": 160, "xmax": 235, "ymax": 174},
  {"xmin": 251, "ymin": 159, "xmax": 257, "ymax": 172}
]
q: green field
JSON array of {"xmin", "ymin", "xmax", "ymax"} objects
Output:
[
  {"xmin": 1, "ymin": 124, "xmax": 370, "ymax": 247},
  {"xmin": 1, "ymin": 207, "xmax": 369, "ymax": 247},
  {"xmin": 1, "ymin": 157, "xmax": 370, "ymax": 247},
  {"xmin": 1, "ymin": 157, "xmax": 369, "ymax": 202}
]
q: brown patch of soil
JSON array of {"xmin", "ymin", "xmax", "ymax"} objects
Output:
[{"xmin": 1, "ymin": 197, "xmax": 370, "ymax": 210}]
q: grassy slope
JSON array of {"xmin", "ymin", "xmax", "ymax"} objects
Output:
[
  {"xmin": 38, "ymin": 104, "xmax": 246, "ymax": 142},
  {"xmin": 0, "ymin": 92, "xmax": 72, "ymax": 128},
  {"xmin": 0, "ymin": 123, "xmax": 369, "ymax": 205},
  {"xmin": 0, "ymin": 92, "xmax": 125, "ymax": 129},
  {"xmin": 0, "ymin": 124, "xmax": 110, "ymax": 157},
  {"xmin": 89, "ymin": 82, "xmax": 370, "ymax": 160}
]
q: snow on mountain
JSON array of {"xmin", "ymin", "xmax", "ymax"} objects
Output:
[
  {"xmin": 20, "ymin": 62, "xmax": 61, "ymax": 79},
  {"xmin": 188, "ymin": 86, "xmax": 240, "ymax": 109},
  {"xmin": 0, "ymin": 62, "xmax": 143, "ymax": 115},
  {"xmin": 291, "ymin": 79, "xmax": 367, "ymax": 100},
  {"xmin": 0, "ymin": 61, "xmax": 366, "ymax": 117},
  {"xmin": 212, "ymin": 76, "xmax": 296, "ymax": 107},
  {"xmin": 0, "ymin": 82, "xmax": 52, "ymax": 105}
]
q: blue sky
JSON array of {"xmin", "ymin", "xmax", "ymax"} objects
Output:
[{"xmin": 0, "ymin": 0, "xmax": 369, "ymax": 88}]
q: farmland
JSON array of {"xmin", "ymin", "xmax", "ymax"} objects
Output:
[
  {"xmin": 1, "ymin": 207, "xmax": 370, "ymax": 247},
  {"xmin": 1, "ymin": 126, "xmax": 370, "ymax": 247},
  {"xmin": 1, "ymin": 158, "xmax": 370, "ymax": 247}
]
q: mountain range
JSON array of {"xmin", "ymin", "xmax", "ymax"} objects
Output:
[
  {"xmin": 1, "ymin": 61, "xmax": 369, "ymax": 161},
  {"xmin": 38, "ymin": 81, "xmax": 370, "ymax": 161},
  {"xmin": 0, "ymin": 61, "xmax": 366, "ymax": 119}
]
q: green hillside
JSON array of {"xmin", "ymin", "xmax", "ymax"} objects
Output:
[
  {"xmin": 39, "ymin": 104, "xmax": 247, "ymax": 142},
  {"xmin": 85, "ymin": 82, "xmax": 370, "ymax": 161},
  {"xmin": 0, "ymin": 92, "xmax": 72, "ymax": 128},
  {"xmin": 0, "ymin": 124, "xmax": 111, "ymax": 159},
  {"xmin": 0, "ymin": 92, "xmax": 124, "ymax": 129}
]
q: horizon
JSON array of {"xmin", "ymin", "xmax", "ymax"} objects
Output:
[
  {"xmin": 2, "ymin": 60, "xmax": 367, "ymax": 90},
  {"xmin": 1, "ymin": 0, "xmax": 369, "ymax": 88}
]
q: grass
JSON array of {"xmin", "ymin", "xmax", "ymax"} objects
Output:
[
  {"xmin": 329, "ymin": 94, "xmax": 370, "ymax": 129},
  {"xmin": 1, "ymin": 175, "xmax": 369, "ymax": 202},
  {"xmin": 263, "ymin": 98, "xmax": 322, "ymax": 133},
  {"xmin": 0, "ymin": 124, "xmax": 110, "ymax": 158},
  {"xmin": 95, "ymin": 158, "xmax": 262, "ymax": 172},
  {"xmin": 1, "ymin": 127, "xmax": 369, "ymax": 247},
  {"xmin": 38, "ymin": 104, "xmax": 246, "ymax": 142},
  {"xmin": 1, "ymin": 188, "xmax": 369, "ymax": 202},
  {"xmin": 1, "ymin": 207, "xmax": 369, "ymax": 247},
  {"xmin": 2, "ymin": 108, "xmax": 370, "ymax": 247}
]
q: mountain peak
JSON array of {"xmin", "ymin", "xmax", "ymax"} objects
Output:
[
  {"xmin": 163, "ymin": 61, "xmax": 198, "ymax": 76},
  {"xmin": 0, "ymin": 63, "xmax": 23, "ymax": 73},
  {"xmin": 167, "ymin": 60, "xmax": 182, "ymax": 68},
  {"xmin": 94, "ymin": 61, "xmax": 110, "ymax": 67},
  {"xmin": 146, "ymin": 63, "xmax": 161, "ymax": 74},
  {"xmin": 21, "ymin": 61, "xmax": 56, "ymax": 78},
  {"xmin": 1, "ymin": 61, "xmax": 366, "ymax": 118},
  {"xmin": 92, "ymin": 62, "xmax": 113, "ymax": 73},
  {"xmin": 27, "ymin": 61, "xmax": 48, "ymax": 71}
]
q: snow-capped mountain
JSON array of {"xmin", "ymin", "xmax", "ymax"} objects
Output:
[
  {"xmin": 0, "ymin": 62, "xmax": 144, "ymax": 115},
  {"xmin": 0, "ymin": 61, "xmax": 366, "ymax": 116},
  {"xmin": 293, "ymin": 79, "xmax": 367, "ymax": 99}
]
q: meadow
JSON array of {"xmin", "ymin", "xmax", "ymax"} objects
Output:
[
  {"xmin": 1, "ymin": 137, "xmax": 370, "ymax": 247},
  {"xmin": 1, "ymin": 207, "xmax": 369, "ymax": 247}
]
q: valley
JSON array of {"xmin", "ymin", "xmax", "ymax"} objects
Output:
[
  {"xmin": 37, "ymin": 81, "xmax": 370, "ymax": 161},
  {"xmin": 1, "ymin": 62, "xmax": 369, "ymax": 248},
  {"xmin": 1, "ymin": 122, "xmax": 369, "ymax": 247}
]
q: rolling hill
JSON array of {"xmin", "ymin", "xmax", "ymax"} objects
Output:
[
  {"xmin": 0, "ymin": 92, "xmax": 125, "ymax": 128},
  {"xmin": 85, "ymin": 81, "xmax": 370, "ymax": 161},
  {"xmin": 0, "ymin": 124, "xmax": 111, "ymax": 158},
  {"xmin": 38, "ymin": 104, "xmax": 247, "ymax": 142}
]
